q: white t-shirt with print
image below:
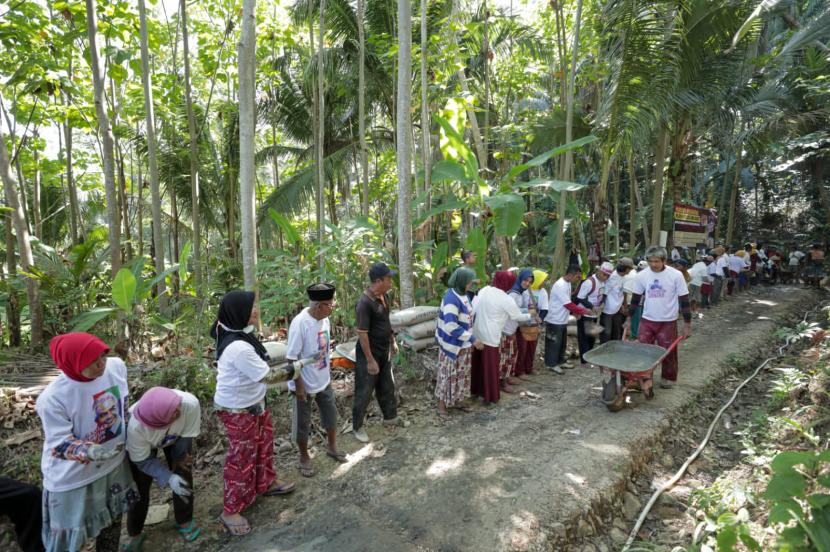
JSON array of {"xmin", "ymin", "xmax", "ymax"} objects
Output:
[
  {"xmin": 602, "ymin": 271, "xmax": 626, "ymax": 315},
  {"xmin": 631, "ymin": 266, "xmax": 689, "ymax": 322},
  {"xmin": 688, "ymin": 262, "xmax": 710, "ymax": 286},
  {"xmin": 36, "ymin": 357, "xmax": 129, "ymax": 492},
  {"xmin": 214, "ymin": 340, "xmax": 270, "ymax": 409},
  {"xmin": 545, "ymin": 277, "xmax": 574, "ymax": 325},
  {"xmin": 729, "ymin": 254, "xmax": 747, "ymax": 273},
  {"xmin": 127, "ymin": 390, "xmax": 201, "ymax": 463},
  {"xmin": 286, "ymin": 307, "xmax": 331, "ymax": 394}
]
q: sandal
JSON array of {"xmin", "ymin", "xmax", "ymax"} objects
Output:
[
  {"xmin": 175, "ymin": 520, "xmax": 202, "ymax": 542},
  {"xmin": 121, "ymin": 534, "xmax": 146, "ymax": 551},
  {"xmin": 298, "ymin": 462, "xmax": 316, "ymax": 478},
  {"xmin": 326, "ymin": 449, "xmax": 348, "ymax": 463},
  {"xmin": 217, "ymin": 515, "xmax": 251, "ymax": 536},
  {"xmin": 262, "ymin": 481, "xmax": 296, "ymax": 496}
]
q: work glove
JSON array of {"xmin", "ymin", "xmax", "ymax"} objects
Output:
[
  {"xmin": 168, "ymin": 474, "xmax": 192, "ymax": 500},
  {"xmin": 87, "ymin": 443, "xmax": 123, "ymax": 462}
]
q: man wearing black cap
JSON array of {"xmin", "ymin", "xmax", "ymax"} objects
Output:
[
  {"xmin": 287, "ymin": 283, "xmax": 346, "ymax": 476},
  {"xmin": 352, "ymin": 262, "xmax": 399, "ymax": 443}
]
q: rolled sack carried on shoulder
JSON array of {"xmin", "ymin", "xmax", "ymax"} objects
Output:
[
  {"xmin": 263, "ymin": 341, "xmax": 288, "ymax": 363},
  {"xmin": 390, "ymin": 306, "xmax": 439, "ymax": 329}
]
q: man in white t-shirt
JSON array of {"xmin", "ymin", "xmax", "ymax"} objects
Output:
[
  {"xmin": 688, "ymin": 256, "xmax": 711, "ymax": 316},
  {"xmin": 544, "ymin": 265, "xmax": 591, "ymax": 374},
  {"xmin": 287, "ymin": 283, "xmax": 345, "ymax": 477},
  {"xmin": 575, "ymin": 262, "xmax": 613, "ymax": 367},
  {"xmin": 626, "ymin": 246, "xmax": 692, "ymax": 392},
  {"xmin": 600, "ymin": 258, "xmax": 635, "ymax": 343}
]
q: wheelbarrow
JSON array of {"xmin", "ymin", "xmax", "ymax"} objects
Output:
[{"xmin": 583, "ymin": 330, "xmax": 684, "ymax": 412}]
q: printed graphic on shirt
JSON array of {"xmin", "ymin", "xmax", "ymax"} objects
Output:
[
  {"xmin": 648, "ymin": 279, "xmax": 666, "ymax": 299},
  {"xmin": 315, "ymin": 329, "xmax": 330, "ymax": 370},
  {"xmin": 87, "ymin": 386, "xmax": 123, "ymax": 443}
]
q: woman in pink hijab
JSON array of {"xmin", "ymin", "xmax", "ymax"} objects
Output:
[{"xmin": 124, "ymin": 387, "xmax": 202, "ymax": 549}]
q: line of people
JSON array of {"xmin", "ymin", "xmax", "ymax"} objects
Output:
[
  {"xmin": 10, "ymin": 261, "xmax": 405, "ymax": 551},
  {"xmin": 433, "ymin": 245, "xmax": 693, "ymax": 411}
]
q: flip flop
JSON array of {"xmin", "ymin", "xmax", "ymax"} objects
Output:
[
  {"xmin": 262, "ymin": 481, "xmax": 296, "ymax": 496},
  {"xmin": 175, "ymin": 520, "xmax": 202, "ymax": 542},
  {"xmin": 217, "ymin": 515, "xmax": 251, "ymax": 536},
  {"xmin": 121, "ymin": 534, "xmax": 146, "ymax": 551},
  {"xmin": 326, "ymin": 450, "xmax": 348, "ymax": 463}
]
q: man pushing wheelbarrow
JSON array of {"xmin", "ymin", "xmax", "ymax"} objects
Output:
[{"xmin": 586, "ymin": 246, "xmax": 692, "ymax": 410}]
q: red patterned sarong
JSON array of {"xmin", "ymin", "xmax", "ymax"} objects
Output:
[
  {"xmin": 498, "ymin": 334, "xmax": 517, "ymax": 380},
  {"xmin": 217, "ymin": 409, "xmax": 277, "ymax": 515}
]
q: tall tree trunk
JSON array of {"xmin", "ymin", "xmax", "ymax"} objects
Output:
[
  {"xmin": 613, "ymin": 162, "xmax": 620, "ymax": 256},
  {"xmin": 84, "ymin": 0, "xmax": 121, "ymax": 276},
  {"xmin": 316, "ymin": 0, "xmax": 326, "ymax": 272},
  {"xmin": 650, "ymin": 126, "xmax": 669, "ymax": 246},
  {"xmin": 419, "ymin": 0, "xmax": 431, "ymax": 222},
  {"xmin": 107, "ymin": 62, "xmax": 132, "ymax": 262},
  {"xmin": 181, "ymin": 0, "xmax": 202, "ymax": 292},
  {"xmin": 138, "ymin": 0, "xmax": 168, "ymax": 311},
  {"xmin": 551, "ymin": 0, "xmax": 583, "ymax": 277},
  {"xmin": 4, "ymin": 216, "xmax": 20, "ymax": 347},
  {"xmin": 397, "ymin": 0, "xmax": 414, "ymax": 307},
  {"xmin": 63, "ymin": 59, "xmax": 80, "ymax": 245},
  {"xmin": 135, "ymin": 130, "xmax": 143, "ymax": 258},
  {"xmin": 0, "ymin": 125, "xmax": 43, "ymax": 349},
  {"xmin": 238, "ymin": 0, "xmax": 258, "ymax": 291},
  {"xmin": 32, "ymin": 134, "xmax": 41, "ymax": 239},
  {"xmin": 357, "ymin": 0, "xmax": 369, "ymax": 220},
  {"xmin": 725, "ymin": 147, "xmax": 743, "ymax": 246},
  {"xmin": 628, "ymin": 154, "xmax": 637, "ymax": 250}
]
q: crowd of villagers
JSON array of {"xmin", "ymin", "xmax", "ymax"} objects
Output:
[{"xmin": 2, "ymin": 237, "xmax": 823, "ymax": 552}]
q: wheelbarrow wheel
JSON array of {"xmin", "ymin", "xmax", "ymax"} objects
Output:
[{"xmin": 601, "ymin": 377, "xmax": 626, "ymax": 412}]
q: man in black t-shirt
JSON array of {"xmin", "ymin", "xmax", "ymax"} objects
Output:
[{"xmin": 351, "ymin": 262, "xmax": 400, "ymax": 443}]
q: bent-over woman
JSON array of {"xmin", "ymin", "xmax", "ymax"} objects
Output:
[
  {"xmin": 124, "ymin": 387, "xmax": 201, "ymax": 549},
  {"xmin": 36, "ymin": 333, "xmax": 138, "ymax": 552}
]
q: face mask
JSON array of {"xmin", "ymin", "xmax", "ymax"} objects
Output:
[{"xmin": 218, "ymin": 321, "xmax": 255, "ymax": 334}]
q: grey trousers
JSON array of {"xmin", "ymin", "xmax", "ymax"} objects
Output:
[{"xmin": 352, "ymin": 346, "xmax": 397, "ymax": 431}]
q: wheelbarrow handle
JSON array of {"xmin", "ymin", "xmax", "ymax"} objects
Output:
[{"xmin": 654, "ymin": 335, "xmax": 685, "ymax": 366}]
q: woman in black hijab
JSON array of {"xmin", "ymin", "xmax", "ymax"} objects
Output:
[{"xmin": 211, "ymin": 290, "xmax": 296, "ymax": 536}]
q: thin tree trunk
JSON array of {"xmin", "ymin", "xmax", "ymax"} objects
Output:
[
  {"xmin": 358, "ymin": 0, "xmax": 369, "ymax": 220},
  {"xmin": 628, "ymin": 154, "xmax": 637, "ymax": 250},
  {"xmin": 181, "ymin": 0, "xmax": 202, "ymax": 292},
  {"xmin": 613, "ymin": 162, "xmax": 620, "ymax": 256},
  {"xmin": 419, "ymin": 0, "xmax": 430, "ymax": 222},
  {"xmin": 725, "ymin": 147, "xmax": 743, "ymax": 245},
  {"xmin": 135, "ymin": 129, "xmax": 143, "ymax": 258},
  {"xmin": 238, "ymin": 0, "xmax": 258, "ymax": 291},
  {"xmin": 0, "ymin": 125, "xmax": 43, "ymax": 349},
  {"xmin": 138, "ymin": 0, "xmax": 168, "ymax": 311},
  {"xmin": 650, "ymin": 126, "xmax": 668, "ymax": 246},
  {"xmin": 397, "ymin": 0, "xmax": 414, "ymax": 307},
  {"xmin": 32, "ymin": 134, "xmax": 41, "ymax": 239},
  {"xmin": 63, "ymin": 59, "xmax": 80, "ymax": 245},
  {"xmin": 4, "ymin": 216, "xmax": 20, "ymax": 347},
  {"xmin": 84, "ymin": 0, "xmax": 121, "ymax": 276},
  {"xmin": 551, "ymin": 0, "xmax": 583, "ymax": 277},
  {"xmin": 316, "ymin": 0, "xmax": 326, "ymax": 272}
]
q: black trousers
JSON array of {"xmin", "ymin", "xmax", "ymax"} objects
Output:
[
  {"xmin": 127, "ymin": 438, "xmax": 193, "ymax": 537},
  {"xmin": 543, "ymin": 323, "xmax": 568, "ymax": 367},
  {"xmin": 0, "ymin": 477, "xmax": 44, "ymax": 552},
  {"xmin": 600, "ymin": 312, "xmax": 625, "ymax": 343},
  {"xmin": 352, "ymin": 345, "xmax": 397, "ymax": 431},
  {"xmin": 577, "ymin": 316, "xmax": 598, "ymax": 362}
]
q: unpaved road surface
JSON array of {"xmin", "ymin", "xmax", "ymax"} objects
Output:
[{"xmin": 219, "ymin": 286, "xmax": 819, "ymax": 552}]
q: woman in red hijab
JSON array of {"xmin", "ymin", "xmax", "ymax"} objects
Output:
[
  {"xmin": 35, "ymin": 333, "xmax": 137, "ymax": 552},
  {"xmin": 469, "ymin": 272, "xmax": 531, "ymax": 404}
]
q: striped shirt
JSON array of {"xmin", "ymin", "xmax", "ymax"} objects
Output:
[{"xmin": 435, "ymin": 289, "xmax": 475, "ymax": 359}]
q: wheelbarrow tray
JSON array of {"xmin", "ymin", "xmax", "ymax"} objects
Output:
[{"xmin": 583, "ymin": 340, "xmax": 668, "ymax": 373}]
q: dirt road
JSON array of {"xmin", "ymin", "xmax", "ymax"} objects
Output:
[{"xmin": 213, "ymin": 286, "xmax": 819, "ymax": 552}]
